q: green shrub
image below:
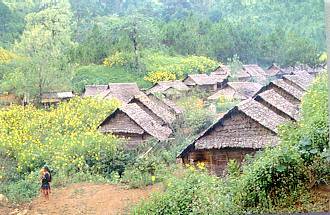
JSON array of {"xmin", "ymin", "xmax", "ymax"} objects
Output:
[
  {"xmin": 132, "ymin": 166, "xmax": 242, "ymax": 215},
  {"xmin": 177, "ymin": 94, "xmax": 215, "ymax": 134},
  {"xmin": 121, "ymin": 156, "xmax": 170, "ymax": 188},
  {"xmin": 0, "ymin": 171, "xmax": 39, "ymax": 203},
  {"xmin": 236, "ymin": 145, "xmax": 308, "ymax": 212}
]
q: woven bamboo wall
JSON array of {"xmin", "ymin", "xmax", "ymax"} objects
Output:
[
  {"xmin": 100, "ymin": 112, "xmax": 144, "ymax": 134},
  {"xmin": 183, "ymin": 148, "xmax": 257, "ymax": 176}
]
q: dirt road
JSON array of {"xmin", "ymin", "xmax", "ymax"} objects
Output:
[{"xmin": 1, "ymin": 183, "xmax": 160, "ymax": 215}]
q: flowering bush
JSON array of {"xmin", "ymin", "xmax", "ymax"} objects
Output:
[
  {"xmin": 103, "ymin": 51, "xmax": 127, "ymax": 67},
  {"xmin": 144, "ymin": 70, "xmax": 176, "ymax": 83},
  {"xmin": 143, "ymin": 53, "xmax": 219, "ymax": 79},
  {"xmin": 0, "ymin": 97, "xmax": 121, "ymax": 177},
  {"xmin": 0, "ymin": 48, "xmax": 19, "ymax": 64}
]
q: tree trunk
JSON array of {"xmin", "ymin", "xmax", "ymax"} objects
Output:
[{"xmin": 132, "ymin": 25, "xmax": 140, "ymax": 73}]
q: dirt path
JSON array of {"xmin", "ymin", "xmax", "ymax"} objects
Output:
[{"xmin": 2, "ymin": 183, "xmax": 160, "ymax": 215}]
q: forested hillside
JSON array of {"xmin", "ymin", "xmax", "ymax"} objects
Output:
[{"xmin": 0, "ymin": 0, "xmax": 326, "ymax": 100}]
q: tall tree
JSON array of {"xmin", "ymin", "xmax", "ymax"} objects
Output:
[
  {"xmin": 108, "ymin": 13, "xmax": 160, "ymax": 72},
  {"xmin": 2, "ymin": 0, "xmax": 74, "ymax": 102}
]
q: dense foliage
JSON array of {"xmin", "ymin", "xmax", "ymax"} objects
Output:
[{"xmin": 132, "ymin": 72, "xmax": 329, "ymax": 214}]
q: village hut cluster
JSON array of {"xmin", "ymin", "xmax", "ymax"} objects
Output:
[
  {"xmin": 80, "ymin": 63, "xmax": 322, "ymax": 152},
  {"xmin": 177, "ymin": 70, "xmax": 318, "ymax": 176},
  {"xmin": 3, "ymin": 62, "xmax": 321, "ymax": 175}
]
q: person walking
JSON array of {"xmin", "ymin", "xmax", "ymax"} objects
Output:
[{"xmin": 40, "ymin": 165, "xmax": 52, "ymax": 200}]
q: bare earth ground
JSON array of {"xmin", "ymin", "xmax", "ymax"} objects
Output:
[{"xmin": 0, "ymin": 183, "xmax": 161, "ymax": 215}]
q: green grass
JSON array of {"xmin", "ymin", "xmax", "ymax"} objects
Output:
[{"xmin": 72, "ymin": 65, "xmax": 151, "ymax": 93}]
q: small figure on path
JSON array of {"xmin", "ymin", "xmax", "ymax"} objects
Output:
[{"xmin": 40, "ymin": 165, "xmax": 52, "ymax": 200}]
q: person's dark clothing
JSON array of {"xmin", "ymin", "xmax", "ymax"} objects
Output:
[{"xmin": 41, "ymin": 172, "xmax": 51, "ymax": 190}]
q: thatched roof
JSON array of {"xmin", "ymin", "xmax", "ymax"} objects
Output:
[
  {"xmin": 83, "ymin": 85, "xmax": 109, "ymax": 97},
  {"xmin": 210, "ymin": 64, "xmax": 230, "ymax": 81},
  {"xmin": 132, "ymin": 93, "xmax": 176, "ymax": 124},
  {"xmin": 255, "ymin": 89, "xmax": 299, "ymax": 121},
  {"xmin": 235, "ymin": 69, "xmax": 251, "ymax": 80},
  {"xmin": 270, "ymin": 79, "xmax": 304, "ymax": 101},
  {"xmin": 208, "ymin": 82, "xmax": 262, "ymax": 101},
  {"xmin": 99, "ymin": 103, "xmax": 172, "ymax": 141},
  {"xmin": 266, "ymin": 63, "xmax": 282, "ymax": 76},
  {"xmin": 162, "ymin": 98, "xmax": 183, "ymax": 114},
  {"xmin": 243, "ymin": 64, "xmax": 267, "ymax": 83},
  {"xmin": 41, "ymin": 92, "xmax": 74, "ymax": 103},
  {"xmin": 281, "ymin": 64, "xmax": 322, "ymax": 76},
  {"xmin": 283, "ymin": 73, "xmax": 313, "ymax": 91},
  {"xmin": 228, "ymin": 82, "xmax": 263, "ymax": 98},
  {"xmin": 101, "ymin": 83, "xmax": 141, "ymax": 103},
  {"xmin": 147, "ymin": 94, "xmax": 182, "ymax": 115},
  {"xmin": 243, "ymin": 64, "xmax": 267, "ymax": 76},
  {"xmin": 183, "ymin": 74, "xmax": 217, "ymax": 86},
  {"xmin": 146, "ymin": 80, "xmax": 189, "ymax": 95},
  {"xmin": 238, "ymin": 99, "xmax": 288, "ymax": 133}
]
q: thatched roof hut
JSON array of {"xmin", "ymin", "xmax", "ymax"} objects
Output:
[
  {"xmin": 208, "ymin": 82, "xmax": 262, "ymax": 101},
  {"xmin": 146, "ymin": 80, "xmax": 189, "ymax": 95},
  {"xmin": 98, "ymin": 103, "xmax": 172, "ymax": 147},
  {"xmin": 129, "ymin": 93, "xmax": 176, "ymax": 125},
  {"xmin": 178, "ymin": 99, "xmax": 287, "ymax": 175},
  {"xmin": 100, "ymin": 83, "xmax": 141, "ymax": 103},
  {"xmin": 41, "ymin": 91, "xmax": 74, "ymax": 105},
  {"xmin": 211, "ymin": 64, "xmax": 231, "ymax": 77},
  {"xmin": 183, "ymin": 74, "xmax": 218, "ymax": 91},
  {"xmin": 234, "ymin": 69, "xmax": 251, "ymax": 82},
  {"xmin": 83, "ymin": 85, "xmax": 109, "ymax": 97},
  {"xmin": 242, "ymin": 64, "xmax": 267, "ymax": 84},
  {"xmin": 210, "ymin": 65, "xmax": 231, "ymax": 88}
]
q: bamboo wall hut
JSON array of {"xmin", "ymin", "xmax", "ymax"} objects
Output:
[
  {"xmin": 178, "ymin": 72, "xmax": 315, "ymax": 176},
  {"xmin": 0, "ymin": 93, "xmax": 20, "ymax": 105},
  {"xmin": 183, "ymin": 74, "xmax": 218, "ymax": 92},
  {"xmin": 209, "ymin": 65, "xmax": 230, "ymax": 89},
  {"xmin": 179, "ymin": 99, "xmax": 287, "ymax": 176},
  {"xmin": 98, "ymin": 103, "xmax": 172, "ymax": 147},
  {"xmin": 41, "ymin": 92, "xmax": 74, "ymax": 107}
]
